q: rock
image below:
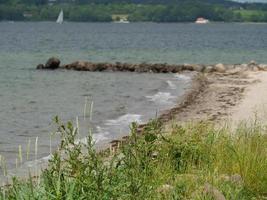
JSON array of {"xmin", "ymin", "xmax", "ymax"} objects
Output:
[
  {"xmin": 220, "ymin": 174, "xmax": 243, "ymax": 185},
  {"xmin": 248, "ymin": 60, "xmax": 259, "ymax": 71},
  {"xmin": 214, "ymin": 63, "xmax": 226, "ymax": 73},
  {"xmin": 239, "ymin": 64, "xmax": 248, "ymax": 71},
  {"xmin": 45, "ymin": 57, "xmax": 60, "ymax": 69},
  {"xmin": 203, "ymin": 66, "xmax": 214, "ymax": 73},
  {"xmin": 240, "ymin": 63, "xmax": 248, "ymax": 68},
  {"xmin": 151, "ymin": 151, "xmax": 159, "ymax": 159},
  {"xmin": 192, "ymin": 64, "xmax": 204, "ymax": 72},
  {"xmin": 248, "ymin": 60, "xmax": 257, "ymax": 66},
  {"xmin": 183, "ymin": 63, "xmax": 194, "ymax": 71},
  {"xmin": 252, "ymin": 66, "xmax": 259, "ymax": 71},
  {"xmin": 158, "ymin": 64, "xmax": 169, "ymax": 73},
  {"xmin": 157, "ymin": 184, "xmax": 174, "ymax": 193},
  {"xmin": 227, "ymin": 66, "xmax": 243, "ymax": 74},
  {"xmin": 258, "ymin": 64, "xmax": 267, "ymax": 71},
  {"xmin": 203, "ymin": 183, "xmax": 226, "ymax": 200},
  {"xmin": 224, "ymin": 64, "xmax": 235, "ymax": 71},
  {"xmin": 36, "ymin": 64, "xmax": 44, "ymax": 69},
  {"xmin": 229, "ymin": 174, "xmax": 243, "ymax": 185}
]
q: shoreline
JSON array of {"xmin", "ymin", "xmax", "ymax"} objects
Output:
[
  {"xmin": 109, "ymin": 69, "xmax": 267, "ymax": 148},
  {"xmin": 2, "ymin": 69, "xmax": 266, "ymax": 197},
  {"xmin": 1, "ymin": 63, "xmax": 267, "ymax": 184},
  {"xmin": 36, "ymin": 58, "xmax": 267, "ymax": 152}
]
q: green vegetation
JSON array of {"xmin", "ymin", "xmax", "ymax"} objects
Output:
[
  {"xmin": 0, "ymin": 117, "xmax": 266, "ymax": 199},
  {"xmin": 0, "ymin": 0, "xmax": 267, "ymax": 22},
  {"xmin": 234, "ymin": 9, "xmax": 267, "ymax": 22}
]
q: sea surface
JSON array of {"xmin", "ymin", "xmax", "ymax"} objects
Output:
[{"xmin": 0, "ymin": 22, "xmax": 267, "ymax": 176}]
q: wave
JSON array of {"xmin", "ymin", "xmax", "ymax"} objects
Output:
[
  {"xmin": 174, "ymin": 74, "xmax": 191, "ymax": 81},
  {"xmin": 93, "ymin": 126, "xmax": 110, "ymax": 143},
  {"xmin": 105, "ymin": 114, "xmax": 142, "ymax": 126},
  {"xmin": 166, "ymin": 80, "xmax": 176, "ymax": 89},
  {"xmin": 25, "ymin": 126, "xmax": 110, "ymax": 169},
  {"xmin": 146, "ymin": 92, "xmax": 176, "ymax": 105}
]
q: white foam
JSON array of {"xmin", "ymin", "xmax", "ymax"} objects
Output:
[
  {"xmin": 24, "ymin": 154, "xmax": 53, "ymax": 168},
  {"xmin": 105, "ymin": 114, "xmax": 142, "ymax": 126},
  {"xmin": 41, "ymin": 154, "xmax": 53, "ymax": 161},
  {"xmin": 166, "ymin": 80, "xmax": 176, "ymax": 89},
  {"xmin": 146, "ymin": 92, "xmax": 175, "ymax": 105},
  {"xmin": 75, "ymin": 126, "xmax": 110, "ymax": 145},
  {"xmin": 10, "ymin": 126, "xmax": 110, "ymax": 178},
  {"xmin": 174, "ymin": 74, "xmax": 191, "ymax": 81},
  {"xmin": 93, "ymin": 126, "xmax": 110, "ymax": 143}
]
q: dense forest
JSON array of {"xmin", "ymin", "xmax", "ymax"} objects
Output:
[{"xmin": 0, "ymin": 0, "xmax": 267, "ymax": 22}]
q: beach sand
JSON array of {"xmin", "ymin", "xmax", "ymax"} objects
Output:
[
  {"xmin": 164, "ymin": 70, "xmax": 267, "ymax": 129},
  {"xmin": 230, "ymin": 71, "xmax": 267, "ymax": 125}
]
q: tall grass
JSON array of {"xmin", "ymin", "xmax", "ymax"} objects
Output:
[{"xmin": 0, "ymin": 118, "xmax": 266, "ymax": 199}]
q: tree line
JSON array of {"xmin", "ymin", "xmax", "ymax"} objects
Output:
[{"xmin": 0, "ymin": 0, "xmax": 267, "ymax": 22}]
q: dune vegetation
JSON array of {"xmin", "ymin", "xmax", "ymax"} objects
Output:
[{"xmin": 0, "ymin": 116, "xmax": 266, "ymax": 199}]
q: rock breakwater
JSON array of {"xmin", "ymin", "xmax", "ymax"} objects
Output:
[{"xmin": 37, "ymin": 58, "xmax": 267, "ymax": 73}]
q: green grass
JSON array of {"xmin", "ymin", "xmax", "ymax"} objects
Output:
[
  {"xmin": 0, "ymin": 118, "xmax": 267, "ymax": 199},
  {"xmin": 234, "ymin": 10, "xmax": 267, "ymax": 22}
]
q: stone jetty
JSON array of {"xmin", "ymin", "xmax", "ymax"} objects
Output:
[{"xmin": 37, "ymin": 58, "xmax": 267, "ymax": 73}]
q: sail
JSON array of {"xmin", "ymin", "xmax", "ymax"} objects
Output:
[{"xmin": 56, "ymin": 10, "xmax": 63, "ymax": 24}]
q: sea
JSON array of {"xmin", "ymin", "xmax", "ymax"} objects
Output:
[{"xmin": 0, "ymin": 22, "xmax": 267, "ymax": 177}]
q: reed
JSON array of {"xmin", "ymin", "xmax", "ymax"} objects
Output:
[
  {"xmin": 0, "ymin": 119, "xmax": 266, "ymax": 199},
  {"xmin": 26, "ymin": 139, "xmax": 31, "ymax": 161}
]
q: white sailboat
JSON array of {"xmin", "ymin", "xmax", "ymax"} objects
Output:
[{"xmin": 56, "ymin": 9, "xmax": 63, "ymax": 24}]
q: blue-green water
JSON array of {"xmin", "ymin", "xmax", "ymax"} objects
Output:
[{"xmin": 0, "ymin": 22, "xmax": 267, "ymax": 174}]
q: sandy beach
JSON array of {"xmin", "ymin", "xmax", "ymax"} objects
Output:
[
  {"xmin": 230, "ymin": 71, "xmax": 267, "ymax": 124},
  {"xmin": 162, "ymin": 70, "xmax": 267, "ymax": 130}
]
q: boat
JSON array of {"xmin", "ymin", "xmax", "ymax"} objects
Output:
[
  {"xmin": 114, "ymin": 18, "xmax": 130, "ymax": 23},
  {"xmin": 56, "ymin": 9, "xmax": 63, "ymax": 24},
  {"xmin": 195, "ymin": 17, "xmax": 209, "ymax": 24}
]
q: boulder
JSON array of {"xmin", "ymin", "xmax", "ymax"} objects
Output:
[
  {"xmin": 252, "ymin": 66, "xmax": 259, "ymax": 71},
  {"xmin": 220, "ymin": 174, "xmax": 243, "ymax": 185},
  {"xmin": 229, "ymin": 174, "xmax": 243, "ymax": 185},
  {"xmin": 182, "ymin": 63, "xmax": 194, "ymax": 71},
  {"xmin": 158, "ymin": 64, "xmax": 169, "ymax": 73},
  {"xmin": 239, "ymin": 64, "xmax": 248, "ymax": 71},
  {"xmin": 224, "ymin": 64, "xmax": 235, "ymax": 71},
  {"xmin": 258, "ymin": 64, "xmax": 267, "ymax": 71},
  {"xmin": 203, "ymin": 183, "xmax": 226, "ymax": 200},
  {"xmin": 214, "ymin": 63, "xmax": 226, "ymax": 73},
  {"xmin": 248, "ymin": 60, "xmax": 257, "ymax": 66},
  {"xmin": 226, "ymin": 66, "xmax": 243, "ymax": 74},
  {"xmin": 203, "ymin": 66, "xmax": 214, "ymax": 73},
  {"xmin": 45, "ymin": 57, "xmax": 60, "ymax": 69},
  {"xmin": 192, "ymin": 64, "xmax": 204, "ymax": 72},
  {"xmin": 75, "ymin": 61, "xmax": 90, "ymax": 70},
  {"xmin": 157, "ymin": 184, "xmax": 174, "ymax": 194},
  {"xmin": 36, "ymin": 64, "xmax": 44, "ymax": 69},
  {"xmin": 248, "ymin": 60, "xmax": 259, "ymax": 71}
]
